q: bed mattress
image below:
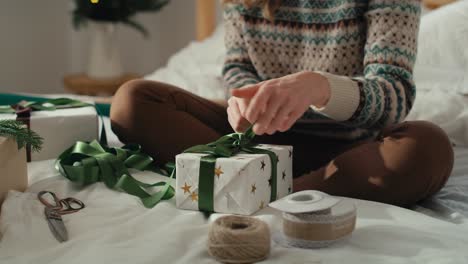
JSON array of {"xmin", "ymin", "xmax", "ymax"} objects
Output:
[{"xmin": 0, "ymin": 145, "xmax": 467, "ymax": 264}]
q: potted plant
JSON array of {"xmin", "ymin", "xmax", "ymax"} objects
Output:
[{"xmin": 71, "ymin": 0, "xmax": 170, "ymax": 79}]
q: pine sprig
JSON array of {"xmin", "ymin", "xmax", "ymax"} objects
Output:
[
  {"xmin": 71, "ymin": 0, "xmax": 170, "ymax": 37},
  {"xmin": 0, "ymin": 120, "xmax": 43, "ymax": 152}
]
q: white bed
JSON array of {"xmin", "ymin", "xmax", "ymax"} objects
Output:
[
  {"xmin": 2, "ymin": 2, "xmax": 468, "ymax": 264},
  {"xmin": 0, "ymin": 156, "xmax": 467, "ymax": 264}
]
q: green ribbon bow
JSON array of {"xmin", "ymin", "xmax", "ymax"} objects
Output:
[
  {"xmin": 182, "ymin": 127, "xmax": 278, "ymax": 212},
  {"xmin": 0, "ymin": 97, "xmax": 107, "ymax": 145},
  {"xmin": 56, "ymin": 140, "xmax": 175, "ymax": 208}
]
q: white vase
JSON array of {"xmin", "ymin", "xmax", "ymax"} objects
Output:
[{"xmin": 86, "ymin": 22, "xmax": 123, "ymax": 79}]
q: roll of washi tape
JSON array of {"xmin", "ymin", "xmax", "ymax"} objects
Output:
[
  {"xmin": 269, "ymin": 190, "xmax": 357, "ymax": 249},
  {"xmin": 207, "ymin": 215, "xmax": 271, "ymax": 263}
]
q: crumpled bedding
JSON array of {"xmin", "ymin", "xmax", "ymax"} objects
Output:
[{"xmin": 0, "ymin": 159, "xmax": 467, "ymax": 264}]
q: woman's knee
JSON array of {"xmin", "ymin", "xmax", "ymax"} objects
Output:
[
  {"xmin": 110, "ymin": 79, "xmax": 175, "ymax": 141},
  {"xmin": 112, "ymin": 79, "xmax": 177, "ymax": 120},
  {"xmin": 385, "ymin": 121, "xmax": 454, "ymax": 205},
  {"xmin": 112, "ymin": 80, "xmax": 149, "ymax": 119}
]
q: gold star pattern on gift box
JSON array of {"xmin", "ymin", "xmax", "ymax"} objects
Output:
[
  {"xmin": 181, "ymin": 181, "xmax": 199, "ymax": 202},
  {"xmin": 251, "ymin": 183, "xmax": 257, "ymax": 194},
  {"xmin": 214, "ymin": 166, "xmax": 224, "ymax": 178},
  {"xmin": 182, "ymin": 165, "xmax": 225, "ymax": 203},
  {"xmin": 181, "ymin": 182, "xmax": 199, "ymax": 202},
  {"xmin": 259, "ymin": 201, "xmax": 265, "ymax": 210},
  {"xmin": 190, "ymin": 192, "xmax": 198, "ymax": 202},
  {"xmin": 181, "ymin": 183, "xmax": 191, "ymax": 194}
]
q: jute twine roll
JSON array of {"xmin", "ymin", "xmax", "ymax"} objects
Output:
[{"xmin": 208, "ymin": 215, "xmax": 271, "ymax": 264}]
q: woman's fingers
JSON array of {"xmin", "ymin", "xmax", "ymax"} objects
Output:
[
  {"xmin": 227, "ymin": 98, "xmax": 250, "ymax": 132},
  {"xmin": 245, "ymin": 84, "xmax": 272, "ymax": 124},
  {"xmin": 232, "ymin": 98, "xmax": 250, "ymax": 132},
  {"xmin": 231, "ymin": 84, "xmax": 260, "ymax": 99},
  {"xmin": 268, "ymin": 101, "xmax": 292, "ymax": 134},
  {"xmin": 237, "ymin": 98, "xmax": 249, "ymax": 116},
  {"xmin": 254, "ymin": 91, "xmax": 287, "ymax": 135}
]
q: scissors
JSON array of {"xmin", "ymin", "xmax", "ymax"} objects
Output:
[{"xmin": 37, "ymin": 191, "xmax": 85, "ymax": 242}]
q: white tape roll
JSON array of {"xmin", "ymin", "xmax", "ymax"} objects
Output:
[{"xmin": 270, "ymin": 191, "xmax": 357, "ymax": 249}]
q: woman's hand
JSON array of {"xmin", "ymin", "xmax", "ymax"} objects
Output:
[
  {"xmin": 227, "ymin": 96, "xmax": 252, "ymax": 133},
  {"xmin": 231, "ymin": 71, "xmax": 330, "ymax": 135}
]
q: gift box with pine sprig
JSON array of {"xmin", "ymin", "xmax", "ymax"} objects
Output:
[
  {"xmin": 0, "ymin": 120, "xmax": 42, "ymax": 206},
  {"xmin": 0, "ymin": 96, "xmax": 99, "ymax": 161}
]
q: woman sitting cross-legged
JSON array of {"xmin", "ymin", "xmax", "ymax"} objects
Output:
[{"xmin": 110, "ymin": 0, "xmax": 454, "ymax": 207}]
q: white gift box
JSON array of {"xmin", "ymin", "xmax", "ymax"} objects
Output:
[
  {"xmin": 176, "ymin": 144, "xmax": 293, "ymax": 215},
  {"xmin": 0, "ymin": 106, "xmax": 98, "ymax": 161}
]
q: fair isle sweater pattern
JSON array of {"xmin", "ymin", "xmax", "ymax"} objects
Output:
[{"xmin": 222, "ymin": 0, "xmax": 420, "ymax": 140}]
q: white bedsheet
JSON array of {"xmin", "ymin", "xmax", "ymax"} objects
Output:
[
  {"xmin": 415, "ymin": 148, "xmax": 468, "ymax": 221},
  {"xmin": 1, "ymin": 158, "xmax": 468, "ymax": 264}
]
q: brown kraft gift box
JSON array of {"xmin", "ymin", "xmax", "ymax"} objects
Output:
[{"xmin": 0, "ymin": 136, "xmax": 27, "ymax": 208}]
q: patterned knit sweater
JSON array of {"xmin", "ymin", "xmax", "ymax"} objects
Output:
[{"xmin": 222, "ymin": 0, "xmax": 421, "ymax": 140}]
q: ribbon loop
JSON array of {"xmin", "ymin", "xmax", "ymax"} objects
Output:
[{"xmin": 56, "ymin": 140, "xmax": 174, "ymax": 208}]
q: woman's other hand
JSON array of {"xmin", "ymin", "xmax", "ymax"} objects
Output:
[
  {"xmin": 231, "ymin": 71, "xmax": 331, "ymax": 135},
  {"xmin": 227, "ymin": 95, "xmax": 252, "ymax": 133}
]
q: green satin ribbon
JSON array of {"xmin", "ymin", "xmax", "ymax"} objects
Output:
[
  {"xmin": 183, "ymin": 127, "xmax": 278, "ymax": 212},
  {"xmin": 56, "ymin": 140, "xmax": 175, "ymax": 208},
  {"xmin": 0, "ymin": 97, "xmax": 91, "ymax": 113},
  {"xmin": 0, "ymin": 97, "xmax": 107, "ymax": 145},
  {"xmin": 0, "ymin": 93, "xmax": 111, "ymax": 117}
]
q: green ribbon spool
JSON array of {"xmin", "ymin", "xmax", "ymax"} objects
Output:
[
  {"xmin": 56, "ymin": 140, "xmax": 175, "ymax": 208},
  {"xmin": 182, "ymin": 127, "xmax": 279, "ymax": 212}
]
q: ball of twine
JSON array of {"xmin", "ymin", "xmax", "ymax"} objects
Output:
[{"xmin": 208, "ymin": 215, "xmax": 271, "ymax": 264}]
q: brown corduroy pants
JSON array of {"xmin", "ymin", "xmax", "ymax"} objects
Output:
[{"xmin": 110, "ymin": 80, "xmax": 454, "ymax": 207}]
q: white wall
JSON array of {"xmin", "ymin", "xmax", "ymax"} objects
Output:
[{"xmin": 0, "ymin": 0, "xmax": 196, "ymax": 94}]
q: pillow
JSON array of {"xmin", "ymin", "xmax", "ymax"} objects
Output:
[
  {"xmin": 414, "ymin": 0, "xmax": 468, "ymax": 94},
  {"xmin": 406, "ymin": 90, "xmax": 468, "ymax": 146},
  {"xmin": 144, "ymin": 25, "xmax": 227, "ymax": 100}
]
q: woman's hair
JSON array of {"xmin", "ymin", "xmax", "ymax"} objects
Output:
[{"xmin": 222, "ymin": 0, "xmax": 281, "ymax": 21}]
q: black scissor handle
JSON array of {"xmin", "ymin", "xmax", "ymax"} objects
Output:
[
  {"xmin": 37, "ymin": 191, "xmax": 61, "ymax": 209},
  {"xmin": 59, "ymin": 197, "xmax": 85, "ymax": 214}
]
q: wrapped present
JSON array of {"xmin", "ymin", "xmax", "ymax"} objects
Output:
[
  {"xmin": 0, "ymin": 120, "xmax": 42, "ymax": 207},
  {"xmin": 0, "ymin": 98, "xmax": 99, "ymax": 161},
  {"xmin": 0, "ymin": 137, "xmax": 27, "ymax": 207},
  {"xmin": 175, "ymin": 128, "xmax": 293, "ymax": 215}
]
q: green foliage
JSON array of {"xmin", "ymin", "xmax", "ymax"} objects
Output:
[
  {"xmin": 72, "ymin": 0, "xmax": 170, "ymax": 37},
  {"xmin": 0, "ymin": 120, "xmax": 43, "ymax": 152}
]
